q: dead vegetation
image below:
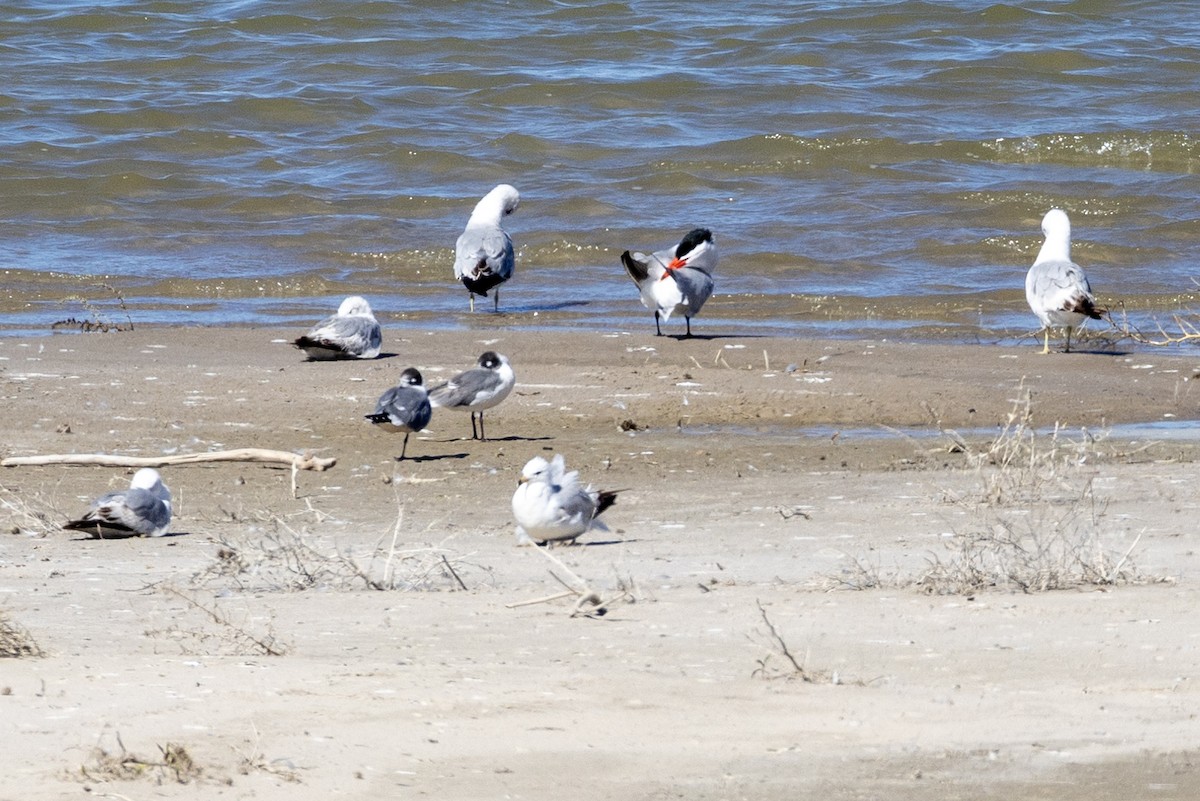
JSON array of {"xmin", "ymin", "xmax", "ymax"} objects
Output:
[
  {"xmin": 0, "ymin": 480, "xmax": 62, "ymax": 538},
  {"xmin": 190, "ymin": 512, "xmax": 483, "ymax": 594},
  {"xmin": 77, "ymin": 735, "xmax": 202, "ymax": 785},
  {"xmin": 1107, "ymin": 300, "xmax": 1200, "ymax": 347},
  {"xmin": 0, "ymin": 609, "xmax": 43, "ymax": 658},
  {"xmin": 750, "ymin": 600, "xmax": 867, "ymax": 684},
  {"xmin": 828, "ymin": 387, "xmax": 1151, "ymax": 595},
  {"xmin": 145, "ymin": 584, "xmax": 289, "ymax": 657},
  {"xmin": 53, "ymin": 282, "xmax": 134, "ymax": 332}
]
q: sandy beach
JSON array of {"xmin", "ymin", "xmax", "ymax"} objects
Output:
[{"xmin": 2, "ymin": 325, "xmax": 1200, "ymax": 799}]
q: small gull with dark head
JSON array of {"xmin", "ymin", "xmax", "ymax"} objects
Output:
[
  {"xmin": 365, "ymin": 367, "xmax": 433, "ymax": 460},
  {"xmin": 428, "ymin": 351, "xmax": 515, "ymax": 441}
]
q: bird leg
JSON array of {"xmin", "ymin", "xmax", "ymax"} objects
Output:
[
  {"xmin": 1039, "ymin": 329, "xmax": 1051, "ymax": 355},
  {"xmin": 468, "ymin": 292, "xmax": 476, "ymax": 313},
  {"xmin": 654, "ymin": 311, "xmax": 662, "ymax": 336},
  {"xmin": 493, "ymin": 289, "xmax": 500, "ymax": 313},
  {"xmin": 398, "ymin": 432, "xmax": 411, "ymax": 460},
  {"xmin": 1064, "ymin": 326, "xmax": 1074, "ymax": 353},
  {"xmin": 685, "ymin": 317, "xmax": 693, "ymax": 338}
]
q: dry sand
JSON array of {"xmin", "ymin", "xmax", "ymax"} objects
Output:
[{"xmin": 2, "ymin": 325, "xmax": 1200, "ymax": 799}]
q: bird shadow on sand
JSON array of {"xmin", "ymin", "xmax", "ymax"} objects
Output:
[
  {"xmin": 657, "ymin": 332, "xmax": 770, "ymax": 342},
  {"xmin": 68, "ymin": 530, "xmax": 191, "ymax": 542},
  {"xmin": 397, "ymin": 452, "xmax": 470, "ymax": 463},
  {"xmin": 577, "ymin": 538, "xmax": 634, "ymax": 547}
]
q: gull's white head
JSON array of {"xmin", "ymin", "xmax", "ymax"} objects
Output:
[
  {"xmin": 1035, "ymin": 208, "xmax": 1073, "ymax": 265},
  {"xmin": 338, "ymin": 296, "xmax": 374, "ymax": 317},
  {"xmin": 518, "ymin": 455, "xmax": 550, "ymax": 485},
  {"xmin": 1041, "ymin": 209, "xmax": 1071, "ymax": 242},
  {"xmin": 131, "ymin": 468, "xmax": 171, "ymax": 504},
  {"xmin": 471, "ymin": 184, "xmax": 521, "ymax": 224}
]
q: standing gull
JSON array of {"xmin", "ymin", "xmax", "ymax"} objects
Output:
[
  {"xmin": 293, "ymin": 295, "xmax": 382, "ymax": 360},
  {"xmin": 428, "ymin": 351, "xmax": 515, "ymax": 441},
  {"xmin": 511, "ymin": 454, "xmax": 619, "ymax": 546},
  {"xmin": 454, "ymin": 184, "xmax": 520, "ymax": 312},
  {"xmin": 62, "ymin": 468, "xmax": 172, "ymax": 539},
  {"xmin": 622, "ymin": 227, "xmax": 717, "ymax": 337},
  {"xmin": 1026, "ymin": 208, "xmax": 1103, "ymax": 354},
  {"xmin": 365, "ymin": 367, "xmax": 433, "ymax": 460}
]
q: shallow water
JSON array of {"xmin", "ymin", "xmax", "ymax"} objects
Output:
[{"xmin": 3, "ymin": 1, "xmax": 1199, "ymax": 343}]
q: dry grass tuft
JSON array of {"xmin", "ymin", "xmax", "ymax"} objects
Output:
[
  {"xmin": 78, "ymin": 736, "xmax": 203, "ymax": 785},
  {"xmin": 192, "ymin": 500, "xmax": 486, "ymax": 594},
  {"xmin": 829, "ymin": 387, "xmax": 1150, "ymax": 595},
  {"xmin": 145, "ymin": 584, "xmax": 289, "ymax": 657},
  {"xmin": 0, "ymin": 610, "xmax": 43, "ymax": 658},
  {"xmin": 0, "ymin": 481, "xmax": 62, "ymax": 538},
  {"xmin": 920, "ymin": 387, "xmax": 1142, "ymax": 594}
]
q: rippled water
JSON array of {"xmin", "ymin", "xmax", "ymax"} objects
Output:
[{"xmin": 2, "ymin": 1, "xmax": 1199, "ymax": 342}]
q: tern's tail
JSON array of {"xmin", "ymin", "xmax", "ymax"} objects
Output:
[{"xmin": 621, "ymin": 251, "xmax": 651, "ymax": 285}]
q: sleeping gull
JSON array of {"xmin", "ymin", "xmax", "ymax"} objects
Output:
[
  {"xmin": 62, "ymin": 468, "xmax": 172, "ymax": 539},
  {"xmin": 1026, "ymin": 209, "xmax": 1104, "ymax": 353},
  {"xmin": 511, "ymin": 454, "xmax": 618, "ymax": 546},
  {"xmin": 454, "ymin": 184, "xmax": 520, "ymax": 312},
  {"xmin": 365, "ymin": 367, "xmax": 433, "ymax": 460},
  {"xmin": 428, "ymin": 351, "xmax": 515, "ymax": 441},
  {"xmin": 622, "ymin": 227, "xmax": 717, "ymax": 337},
  {"xmin": 293, "ymin": 295, "xmax": 382, "ymax": 360}
]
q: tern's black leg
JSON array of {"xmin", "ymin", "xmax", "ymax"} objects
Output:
[
  {"xmin": 654, "ymin": 311, "xmax": 662, "ymax": 336},
  {"xmin": 398, "ymin": 432, "xmax": 411, "ymax": 460},
  {"xmin": 477, "ymin": 412, "xmax": 487, "ymax": 441},
  {"xmin": 685, "ymin": 317, "xmax": 693, "ymax": 338}
]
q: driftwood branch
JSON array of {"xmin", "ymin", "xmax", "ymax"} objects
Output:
[
  {"xmin": 506, "ymin": 544, "xmax": 631, "ymax": 618},
  {"xmin": 1, "ymin": 448, "xmax": 336, "ymax": 472}
]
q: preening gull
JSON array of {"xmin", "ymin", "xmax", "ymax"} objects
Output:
[
  {"xmin": 62, "ymin": 468, "xmax": 172, "ymax": 538},
  {"xmin": 1026, "ymin": 209, "xmax": 1103, "ymax": 353},
  {"xmin": 365, "ymin": 367, "xmax": 433, "ymax": 460},
  {"xmin": 428, "ymin": 351, "xmax": 515, "ymax": 441},
  {"xmin": 622, "ymin": 227, "xmax": 717, "ymax": 337},
  {"xmin": 293, "ymin": 296, "xmax": 382, "ymax": 360},
  {"xmin": 454, "ymin": 184, "xmax": 520, "ymax": 312},
  {"xmin": 511, "ymin": 454, "xmax": 618, "ymax": 546}
]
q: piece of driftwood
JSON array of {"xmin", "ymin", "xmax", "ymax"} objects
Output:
[
  {"xmin": 506, "ymin": 542, "xmax": 631, "ymax": 618},
  {"xmin": 1, "ymin": 449, "xmax": 336, "ymax": 472},
  {"xmin": 3, "ymin": 449, "xmax": 334, "ymax": 500}
]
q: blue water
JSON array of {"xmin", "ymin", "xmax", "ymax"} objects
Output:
[{"xmin": 2, "ymin": 1, "xmax": 1199, "ymax": 343}]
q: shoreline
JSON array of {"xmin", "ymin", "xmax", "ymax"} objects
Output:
[{"xmin": 2, "ymin": 326, "xmax": 1199, "ymax": 799}]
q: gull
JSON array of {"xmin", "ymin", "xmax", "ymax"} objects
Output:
[
  {"xmin": 621, "ymin": 227, "xmax": 717, "ymax": 337},
  {"xmin": 62, "ymin": 468, "xmax": 172, "ymax": 538},
  {"xmin": 454, "ymin": 184, "xmax": 520, "ymax": 312},
  {"xmin": 428, "ymin": 351, "xmax": 515, "ymax": 441},
  {"xmin": 1026, "ymin": 208, "xmax": 1104, "ymax": 354},
  {"xmin": 365, "ymin": 367, "xmax": 432, "ymax": 460},
  {"xmin": 293, "ymin": 295, "xmax": 382, "ymax": 360},
  {"xmin": 511, "ymin": 454, "xmax": 618, "ymax": 546}
]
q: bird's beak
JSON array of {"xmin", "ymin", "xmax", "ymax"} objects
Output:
[
  {"xmin": 517, "ymin": 477, "xmax": 528, "ymax": 486},
  {"xmin": 659, "ymin": 256, "xmax": 686, "ymax": 281}
]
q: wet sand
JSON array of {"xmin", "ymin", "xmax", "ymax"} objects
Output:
[{"xmin": 2, "ymin": 326, "xmax": 1199, "ymax": 799}]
